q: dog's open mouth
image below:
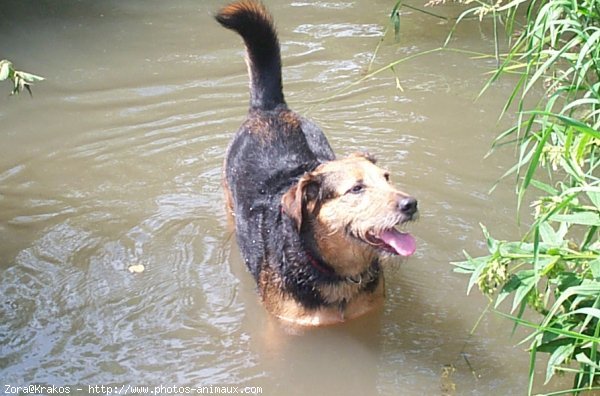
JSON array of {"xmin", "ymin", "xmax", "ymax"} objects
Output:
[{"xmin": 366, "ymin": 228, "xmax": 416, "ymax": 257}]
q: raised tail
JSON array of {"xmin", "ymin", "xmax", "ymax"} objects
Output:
[{"xmin": 215, "ymin": 0, "xmax": 285, "ymax": 111}]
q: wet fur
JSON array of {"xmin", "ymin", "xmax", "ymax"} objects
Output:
[{"xmin": 216, "ymin": 1, "xmax": 416, "ymax": 326}]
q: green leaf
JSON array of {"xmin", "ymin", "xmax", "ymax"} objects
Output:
[
  {"xmin": 0, "ymin": 60, "xmax": 12, "ymax": 81},
  {"xmin": 512, "ymin": 270, "xmax": 537, "ymax": 313},
  {"xmin": 568, "ymin": 307, "xmax": 600, "ymax": 320},
  {"xmin": 499, "ymin": 241, "xmax": 534, "ymax": 255},
  {"xmin": 576, "ymin": 29, "xmax": 600, "ymax": 75},
  {"xmin": 466, "ymin": 256, "xmax": 490, "ymax": 295},
  {"xmin": 539, "ymin": 221, "xmax": 560, "ymax": 246},
  {"xmin": 590, "ymin": 258, "xmax": 600, "ymax": 280},
  {"xmin": 16, "ymin": 70, "xmax": 44, "ymax": 83},
  {"xmin": 538, "ymin": 337, "xmax": 576, "ymax": 353},
  {"xmin": 537, "ymin": 256, "xmax": 560, "ymax": 276},
  {"xmin": 511, "ymin": 299, "xmax": 527, "ymax": 336},
  {"xmin": 530, "ymin": 179, "xmax": 559, "ymax": 196},
  {"xmin": 519, "ymin": 126, "xmax": 552, "ymax": 208},
  {"xmin": 550, "ymin": 212, "xmax": 600, "ymax": 226},
  {"xmin": 543, "ymin": 282, "xmax": 600, "ymax": 328},
  {"xmin": 528, "ymin": 339, "xmax": 538, "ymax": 396},
  {"xmin": 582, "ymin": 226, "xmax": 598, "ymax": 251},
  {"xmin": 555, "ymin": 272, "xmax": 583, "ymax": 292},
  {"xmin": 451, "ymin": 251, "xmax": 491, "ymax": 295},
  {"xmin": 393, "ymin": 13, "xmax": 400, "ymax": 42},
  {"xmin": 545, "ymin": 343, "xmax": 575, "ymax": 384},
  {"xmin": 0, "ymin": 62, "xmax": 44, "ymax": 95},
  {"xmin": 527, "ymin": 111, "xmax": 600, "ymax": 140},
  {"xmin": 496, "ymin": 271, "xmax": 540, "ymax": 312},
  {"xmin": 494, "ymin": 309, "xmax": 600, "ymax": 344},
  {"xmin": 588, "ymin": 191, "xmax": 600, "ymax": 211},
  {"xmin": 451, "ymin": 250, "xmax": 488, "ymax": 274},
  {"xmin": 481, "ymin": 223, "xmax": 499, "ymax": 253},
  {"xmin": 496, "ymin": 274, "xmax": 522, "ymax": 308},
  {"xmin": 389, "ymin": 0, "xmax": 402, "ymax": 42},
  {"xmin": 575, "ymin": 352, "xmax": 600, "ymax": 370}
]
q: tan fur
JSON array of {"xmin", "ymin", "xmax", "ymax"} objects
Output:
[
  {"xmin": 243, "ymin": 110, "xmax": 302, "ymax": 143},
  {"xmin": 257, "ymin": 258, "xmax": 385, "ymax": 326},
  {"xmin": 217, "ymin": 0, "xmax": 273, "ymax": 24},
  {"xmin": 273, "ymin": 278, "xmax": 385, "ymax": 326},
  {"xmin": 223, "ymin": 178, "xmax": 234, "ymax": 215},
  {"xmin": 309, "ymin": 155, "xmax": 412, "ymax": 277},
  {"xmin": 279, "ymin": 110, "xmax": 301, "ymax": 131}
]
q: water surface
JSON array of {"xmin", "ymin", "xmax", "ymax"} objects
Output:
[{"xmin": 1, "ymin": 1, "xmax": 559, "ymax": 395}]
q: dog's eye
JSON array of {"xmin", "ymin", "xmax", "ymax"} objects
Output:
[
  {"xmin": 348, "ymin": 184, "xmax": 365, "ymax": 194},
  {"xmin": 383, "ymin": 172, "xmax": 390, "ymax": 182}
]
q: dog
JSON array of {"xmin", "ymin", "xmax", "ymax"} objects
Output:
[{"xmin": 215, "ymin": 0, "xmax": 418, "ymax": 326}]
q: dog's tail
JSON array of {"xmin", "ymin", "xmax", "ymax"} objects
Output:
[{"xmin": 215, "ymin": 1, "xmax": 285, "ymax": 111}]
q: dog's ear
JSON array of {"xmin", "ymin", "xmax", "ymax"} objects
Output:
[
  {"xmin": 281, "ymin": 173, "xmax": 320, "ymax": 231},
  {"xmin": 349, "ymin": 151, "xmax": 377, "ymax": 164}
]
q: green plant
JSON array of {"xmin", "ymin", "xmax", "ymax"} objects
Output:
[
  {"xmin": 444, "ymin": 0, "xmax": 600, "ymax": 394},
  {"xmin": 0, "ymin": 59, "xmax": 44, "ymax": 96},
  {"xmin": 310, "ymin": 2, "xmax": 598, "ymax": 392}
]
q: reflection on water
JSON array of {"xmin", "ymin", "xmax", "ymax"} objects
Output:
[{"xmin": 0, "ymin": 0, "xmax": 556, "ymax": 394}]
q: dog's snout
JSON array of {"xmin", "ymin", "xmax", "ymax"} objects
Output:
[{"xmin": 398, "ymin": 197, "xmax": 418, "ymax": 217}]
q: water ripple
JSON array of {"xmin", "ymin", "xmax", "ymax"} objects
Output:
[{"xmin": 294, "ymin": 23, "xmax": 384, "ymax": 39}]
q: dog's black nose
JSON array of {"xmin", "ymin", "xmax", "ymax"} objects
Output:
[{"xmin": 399, "ymin": 197, "xmax": 418, "ymax": 217}]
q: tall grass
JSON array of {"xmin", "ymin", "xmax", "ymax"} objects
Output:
[{"xmin": 433, "ymin": 0, "xmax": 600, "ymax": 394}]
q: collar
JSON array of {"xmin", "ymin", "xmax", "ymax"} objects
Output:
[{"xmin": 305, "ymin": 250, "xmax": 380, "ymax": 285}]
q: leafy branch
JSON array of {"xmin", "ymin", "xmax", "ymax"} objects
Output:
[{"xmin": 0, "ymin": 59, "xmax": 44, "ymax": 96}]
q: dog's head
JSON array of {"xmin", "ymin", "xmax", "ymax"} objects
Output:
[{"xmin": 282, "ymin": 152, "xmax": 417, "ymax": 274}]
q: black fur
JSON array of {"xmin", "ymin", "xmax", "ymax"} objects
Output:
[
  {"xmin": 215, "ymin": 1, "xmax": 283, "ymax": 110},
  {"xmin": 215, "ymin": 1, "xmax": 380, "ymax": 309}
]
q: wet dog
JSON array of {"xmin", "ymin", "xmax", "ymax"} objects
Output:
[{"xmin": 215, "ymin": 0, "xmax": 418, "ymax": 326}]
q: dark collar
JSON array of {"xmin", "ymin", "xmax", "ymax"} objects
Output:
[{"xmin": 305, "ymin": 249, "xmax": 380, "ymax": 285}]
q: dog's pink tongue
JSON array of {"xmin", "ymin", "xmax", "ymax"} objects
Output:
[{"xmin": 380, "ymin": 229, "xmax": 416, "ymax": 256}]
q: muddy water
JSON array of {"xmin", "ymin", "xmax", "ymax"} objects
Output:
[{"xmin": 0, "ymin": 1, "xmax": 557, "ymax": 395}]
